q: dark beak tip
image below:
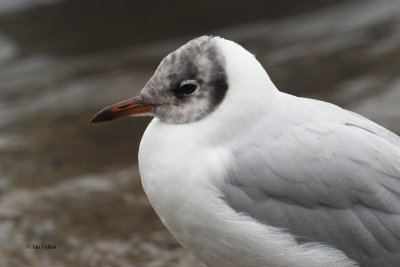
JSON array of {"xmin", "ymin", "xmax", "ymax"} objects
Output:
[
  {"xmin": 89, "ymin": 119, "xmax": 99, "ymax": 125},
  {"xmin": 89, "ymin": 107, "xmax": 113, "ymax": 125},
  {"xmin": 89, "ymin": 117, "xmax": 102, "ymax": 126}
]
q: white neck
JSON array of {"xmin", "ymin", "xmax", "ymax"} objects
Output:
[{"xmin": 214, "ymin": 37, "xmax": 279, "ymax": 122}]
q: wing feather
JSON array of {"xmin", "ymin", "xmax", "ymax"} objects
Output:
[{"xmin": 221, "ymin": 115, "xmax": 400, "ymax": 266}]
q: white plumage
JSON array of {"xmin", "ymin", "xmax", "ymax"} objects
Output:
[{"xmin": 92, "ymin": 36, "xmax": 400, "ymax": 267}]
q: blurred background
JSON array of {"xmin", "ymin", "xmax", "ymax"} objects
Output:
[{"xmin": 0, "ymin": 0, "xmax": 399, "ymax": 266}]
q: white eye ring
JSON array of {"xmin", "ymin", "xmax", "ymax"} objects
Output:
[{"xmin": 180, "ymin": 80, "xmax": 200, "ymax": 87}]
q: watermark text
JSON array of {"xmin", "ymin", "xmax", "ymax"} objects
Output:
[{"xmin": 26, "ymin": 243, "xmax": 56, "ymax": 250}]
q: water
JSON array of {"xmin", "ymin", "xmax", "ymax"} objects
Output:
[{"xmin": 0, "ymin": 0, "xmax": 399, "ymax": 266}]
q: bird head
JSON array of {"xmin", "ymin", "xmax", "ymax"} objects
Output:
[{"xmin": 90, "ymin": 36, "xmax": 277, "ymax": 125}]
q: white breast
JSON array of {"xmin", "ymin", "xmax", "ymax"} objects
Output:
[{"xmin": 138, "ymin": 118, "xmax": 234, "ymax": 265}]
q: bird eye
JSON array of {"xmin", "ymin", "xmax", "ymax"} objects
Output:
[{"xmin": 173, "ymin": 80, "xmax": 199, "ymax": 97}]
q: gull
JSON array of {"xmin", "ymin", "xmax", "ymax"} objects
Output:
[{"xmin": 90, "ymin": 36, "xmax": 400, "ymax": 267}]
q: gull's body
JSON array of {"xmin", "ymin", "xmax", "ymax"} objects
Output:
[{"xmin": 92, "ymin": 36, "xmax": 400, "ymax": 267}]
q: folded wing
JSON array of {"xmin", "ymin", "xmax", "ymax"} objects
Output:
[{"xmin": 222, "ymin": 116, "xmax": 400, "ymax": 266}]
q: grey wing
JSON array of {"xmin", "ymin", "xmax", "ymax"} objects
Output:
[{"xmin": 222, "ymin": 119, "xmax": 400, "ymax": 267}]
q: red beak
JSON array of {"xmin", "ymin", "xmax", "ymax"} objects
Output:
[{"xmin": 90, "ymin": 97, "xmax": 155, "ymax": 125}]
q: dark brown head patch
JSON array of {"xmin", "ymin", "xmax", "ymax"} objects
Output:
[{"xmin": 137, "ymin": 36, "xmax": 229, "ymax": 124}]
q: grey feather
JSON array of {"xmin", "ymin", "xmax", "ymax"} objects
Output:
[{"xmin": 221, "ymin": 95, "xmax": 400, "ymax": 267}]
